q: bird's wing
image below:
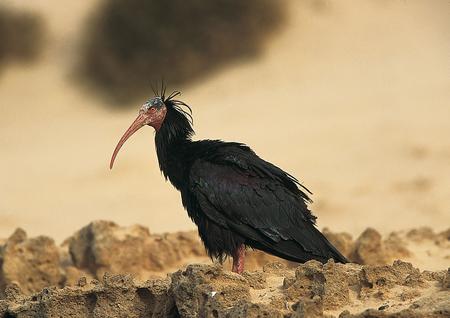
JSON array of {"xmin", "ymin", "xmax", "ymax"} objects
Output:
[{"xmin": 189, "ymin": 144, "xmax": 346, "ymax": 262}]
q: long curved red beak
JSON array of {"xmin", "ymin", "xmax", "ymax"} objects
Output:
[{"xmin": 110, "ymin": 113, "xmax": 148, "ymax": 169}]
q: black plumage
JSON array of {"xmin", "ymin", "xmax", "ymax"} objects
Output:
[{"xmin": 111, "ymin": 89, "xmax": 348, "ymax": 272}]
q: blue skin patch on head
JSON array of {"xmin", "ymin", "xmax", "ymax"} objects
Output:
[
  {"xmin": 149, "ymin": 97, "xmax": 164, "ymax": 107},
  {"xmin": 141, "ymin": 97, "xmax": 164, "ymax": 112}
]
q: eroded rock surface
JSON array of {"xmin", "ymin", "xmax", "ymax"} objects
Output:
[
  {"xmin": 0, "ymin": 262, "xmax": 448, "ymax": 318},
  {"xmin": 0, "ymin": 221, "xmax": 449, "ymax": 317},
  {"xmin": 0, "ymin": 229, "xmax": 62, "ymax": 298},
  {"xmin": 67, "ymin": 221, "xmax": 205, "ymax": 279},
  {"xmin": 171, "ymin": 264, "xmax": 251, "ymax": 318}
]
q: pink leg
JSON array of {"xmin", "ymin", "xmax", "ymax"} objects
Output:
[{"xmin": 232, "ymin": 244, "xmax": 246, "ymax": 274}]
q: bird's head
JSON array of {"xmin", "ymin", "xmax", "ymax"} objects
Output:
[
  {"xmin": 109, "ymin": 96, "xmax": 167, "ymax": 169},
  {"xmin": 110, "ymin": 91, "xmax": 193, "ymax": 169}
]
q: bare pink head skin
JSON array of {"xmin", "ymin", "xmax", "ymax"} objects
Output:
[{"xmin": 110, "ymin": 97, "xmax": 167, "ymax": 169}]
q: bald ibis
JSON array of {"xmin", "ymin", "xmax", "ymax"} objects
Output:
[{"xmin": 110, "ymin": 89, "xmax": 347, "ymax": 273}]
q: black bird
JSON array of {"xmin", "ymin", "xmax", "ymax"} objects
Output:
[{"xmin": 110, "ymin": 89, "xmax": 347, "ymax": 273}]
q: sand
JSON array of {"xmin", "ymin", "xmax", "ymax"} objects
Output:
[{"xmin": 0, "ymin": 0, "xmax": 448, "ymax": 251}]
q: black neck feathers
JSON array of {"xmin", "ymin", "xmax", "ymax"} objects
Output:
[{"xmin": 154, "ymin": 100, "xmax": 194, "ymax": 189}]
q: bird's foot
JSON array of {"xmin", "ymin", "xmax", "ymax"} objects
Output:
[{"xmin": 232, "ymin": 244, "xmax": 246, "ymax": 274}]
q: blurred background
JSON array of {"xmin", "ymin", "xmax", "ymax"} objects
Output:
[{"xmin": 0, "ymin": 0, "xmax": 448, "ymax": 242}]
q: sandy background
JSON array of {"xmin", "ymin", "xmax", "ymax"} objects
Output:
[{"xmin": 0, "ymin": 0, "xmax": 449, "ymax": 242}]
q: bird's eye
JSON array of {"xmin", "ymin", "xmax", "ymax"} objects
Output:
[{"xmin": 149, "ymin": 107, "xmax": 156, "ymax": 112}]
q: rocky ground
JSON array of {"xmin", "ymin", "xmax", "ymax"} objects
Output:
[{"xmin": 0, "ymin": 221, "xmax": 448, "ymax": 317}]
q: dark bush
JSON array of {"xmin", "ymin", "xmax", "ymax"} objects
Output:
[
  {"xmin": 78, "ymin": 0, "xmax": 286, "ymax": 105},
  {"xmin": 0, "ymin": 6, "xmax": 45, "ymax": 70}
]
